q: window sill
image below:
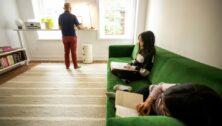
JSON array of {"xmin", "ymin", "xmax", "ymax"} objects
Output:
[
  {"xmin": 98, "ymin": 35, "xmax": 133, "ymax": 41},
  {"xmin": 15, "ymin": 28, "xmax": 97, "ymax": 40},
  {"xmin": 15, "ymin": 28, "xmax": 97, "ymax": 31},
  {"xmin": 37, "ymin": 38, "xmax": 62, "ymax": 41}
]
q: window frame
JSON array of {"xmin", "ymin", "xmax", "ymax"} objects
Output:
[
  {"xmin": 98, "ymin": 0, "xmax": 136, "ymax": 40},
  {"xmin": 32, "ymin": 0, "xmax": 65, "ymax": 40}
]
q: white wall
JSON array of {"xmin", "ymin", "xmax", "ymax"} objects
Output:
[
  {"xmin": 147, "ymin": 0, "xmax": 222, "ymax": 69},
  {"xmin": 16, "ymin": 0, "xmax": 142, "ymax": 61},
  {"xmin": 0, "ymin": 0, "xmax": 21, "ymax": 48},
  {"xmin": 0, "ymin": 0, "xmax": 9, "ymax": 46},
  {"xmin": 134, "ymin": 0, "xmax": 148, "ymax": 43},
  {"xmin": 0, "ymin": 6, "xmax": 8, "ymax": 46},
  {"xmin": 17, "ymin": 30, "xmax": 132, "ymax": 61},
  {"xmin": 0, "ymin": 29, "xmax": 9, "ymax": 46}
]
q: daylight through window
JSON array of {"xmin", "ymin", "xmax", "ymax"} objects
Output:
[{"xmin": 99, "ymin": 0, "xmax": 134, "ymax": 39}]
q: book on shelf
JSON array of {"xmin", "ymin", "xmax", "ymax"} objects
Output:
[
  {"xmin": 0, "ymin": 57, "xmax": 9, "ymax": 68},
  {"xmin": 6, "ymin": 55, "xmax": 11, "ymax": 66},
  {"xmin": 12, "ymin": 53, "xmax": 19, "ymax": 63},
  {"xmin": 0, "ymin": 57, "xmax": 3, "ymax": 69},
  {"xmin": 0, "ymin": 61, "xmax": 2, "ymax": 69},
  {"xmin": 115, "ymin": 90, "xmax": 143, "ymax": 117},
  {"xmin": 18, "ymin": 51, "xmax": 25, "ymax": 61},
  {"xmin": 6, "ymin": 55, "xmax": 15, "ymax": 65},
  {"xmin": 4, "ymin": 57, "xmax": 9, "ymax": 67}
]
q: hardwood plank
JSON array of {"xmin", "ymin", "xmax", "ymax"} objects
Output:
[
  {"xmin": 0, "ymin": 96, "xmax": 106, "ymax": 104},
  {"xmin": 1, "ymin": 82, "xmax": 106, "ymax": 88},
  {"xmin": 0, "ymin": 88, "xmax": 106, "ymax": 95},
  {"xmin": 0, "ymin": 119, "xmax": 105, "ymax": 126},
  {"xmin": 0, "ymin": 63, "xmax": 39, "ymax": 85},
  {"xmin": 0, "ymin": 106, "xmax": 105, "ymax": 117}
]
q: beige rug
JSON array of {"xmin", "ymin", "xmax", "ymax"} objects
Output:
[{"xmin": 0, "ymin": 63, "xmax": 107, "ymax": 126}]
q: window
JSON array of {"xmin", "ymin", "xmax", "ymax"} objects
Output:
[
  {"xmin": 32, "ymin": 0, "xmax": 96, "ymax": 40},
  {"xmin": 71, "ymin": 2, "xmax": 94, "ymax": 29},
  {"xmin": 32, "ymin": 0, "xmax": 64, "ymax": 40},
  {"xmin": 33, "ymin": 0, "xmax": 64, "ymax": 29},
  {"xmin": 99, "ymin": 0, "xmax": 135, "ymax": 39},
  {"xmin": 32, "ymin": 0, "xmax": 135, "ymax": 40}
]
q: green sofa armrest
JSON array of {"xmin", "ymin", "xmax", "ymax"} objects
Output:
[
  {"xmin": 107, "ymin": 116, "xmax": 185, "ymax": 126},
  {"xmin": 109, "ymin": 45, "xmax": 134, "ymax": 58}
]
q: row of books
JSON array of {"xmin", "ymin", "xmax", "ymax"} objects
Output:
[{"xmin": 0, "ymin": 51, "xmax": 25, "ymax": 69}]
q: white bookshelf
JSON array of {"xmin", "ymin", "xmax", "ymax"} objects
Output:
[
  {"xmin": 0, "ymin": 60, "xmax": 27, "ymax": 74},
  {"xmin": 0, "ymin": 48, "xmax": 28, "ymax": 75},
  {"xmin": 0, "ymin": 48, "xmax": 25, "ymax": 56}
]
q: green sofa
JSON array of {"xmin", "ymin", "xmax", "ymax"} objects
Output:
[{"xmin": 106, "ymin": 44, "xmax": 222, "ymax": 126}]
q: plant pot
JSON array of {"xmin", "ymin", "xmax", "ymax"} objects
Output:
[{"xmin": 45, "ymin": 22, "xmax": 53, "ymax": 29}]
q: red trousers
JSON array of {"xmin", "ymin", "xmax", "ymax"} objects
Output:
[{"xmin": 62, "ymin": 36, "xmax": 78, "ymax": 69}]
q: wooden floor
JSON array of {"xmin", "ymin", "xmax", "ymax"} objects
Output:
[
  {"xmin": 0, "ymin": 63, "xmax": 39, "ymax": 85},
  {"xmin": 0, "ymin": 63, "xmax": 107, "ymax": 126}
]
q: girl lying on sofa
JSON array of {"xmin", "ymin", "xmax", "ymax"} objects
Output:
[
  {"xmin": 107, "ymin": 83, "xmax": 222, "ymax": 126},
  {"xmin": 111, "ymin": 30, "xmax": 156, "ymax": 84}
]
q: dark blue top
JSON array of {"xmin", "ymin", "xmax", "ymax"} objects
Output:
[{"xmin": 58, "ymin": 11, "xmax": 80, "ymax": 36}]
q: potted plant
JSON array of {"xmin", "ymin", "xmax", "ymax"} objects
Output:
[{"xmin": 41, "ymin": 17, "xmax": 54, "ymax": 29}]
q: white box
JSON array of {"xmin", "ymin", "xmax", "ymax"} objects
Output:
[
  {"xmin": 81, "ymin": 44, "xmax": 93, "ymax": 63},
  {"xmin": 24, "ymin": 22, "xmax": 41, "ymax": 29}
]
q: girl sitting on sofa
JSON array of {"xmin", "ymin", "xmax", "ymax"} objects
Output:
[{"xmin": 111, "ymin": 31, "xmax": 156, "ymax": 84}]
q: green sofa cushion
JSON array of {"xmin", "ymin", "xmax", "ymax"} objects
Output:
[
  {"xmin": 107, "ymin": 116, "xmax": 185, "ymax": 126},
  {"xmin": 106, "ymin": 98, "xmax": 116, "ymax": 119},
  {"xmin": 109, "ymin": 45, "xmax": 134, "ymax": 58},
  {"xmin": 149, "ymin": 47, "xmax": 222, "ymax": 96},
  {"xmin": 131, "ymin": 43, "xmax": 139, "ymax": 59}
]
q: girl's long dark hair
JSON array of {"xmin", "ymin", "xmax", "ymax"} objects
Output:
[
  {"xmin": 139, "ymin": 31, "xmax": 156, "ymax": 57},
  {"xmin": 163, "ymin": 84, "xmax": 222, "ymax": 126}
]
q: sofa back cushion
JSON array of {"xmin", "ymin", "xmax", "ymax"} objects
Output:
[
  {"xmin": 131, "ymin": 43, "xmax": 139, "ymax": 59},
  {"xmin": 149, "ymin": 47, "xmax": 222, "ymax": 95}
]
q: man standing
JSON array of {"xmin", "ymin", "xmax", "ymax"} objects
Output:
[{"xmin": 59, "ymin": 2, "xmax": 83, "ymax": 69}]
